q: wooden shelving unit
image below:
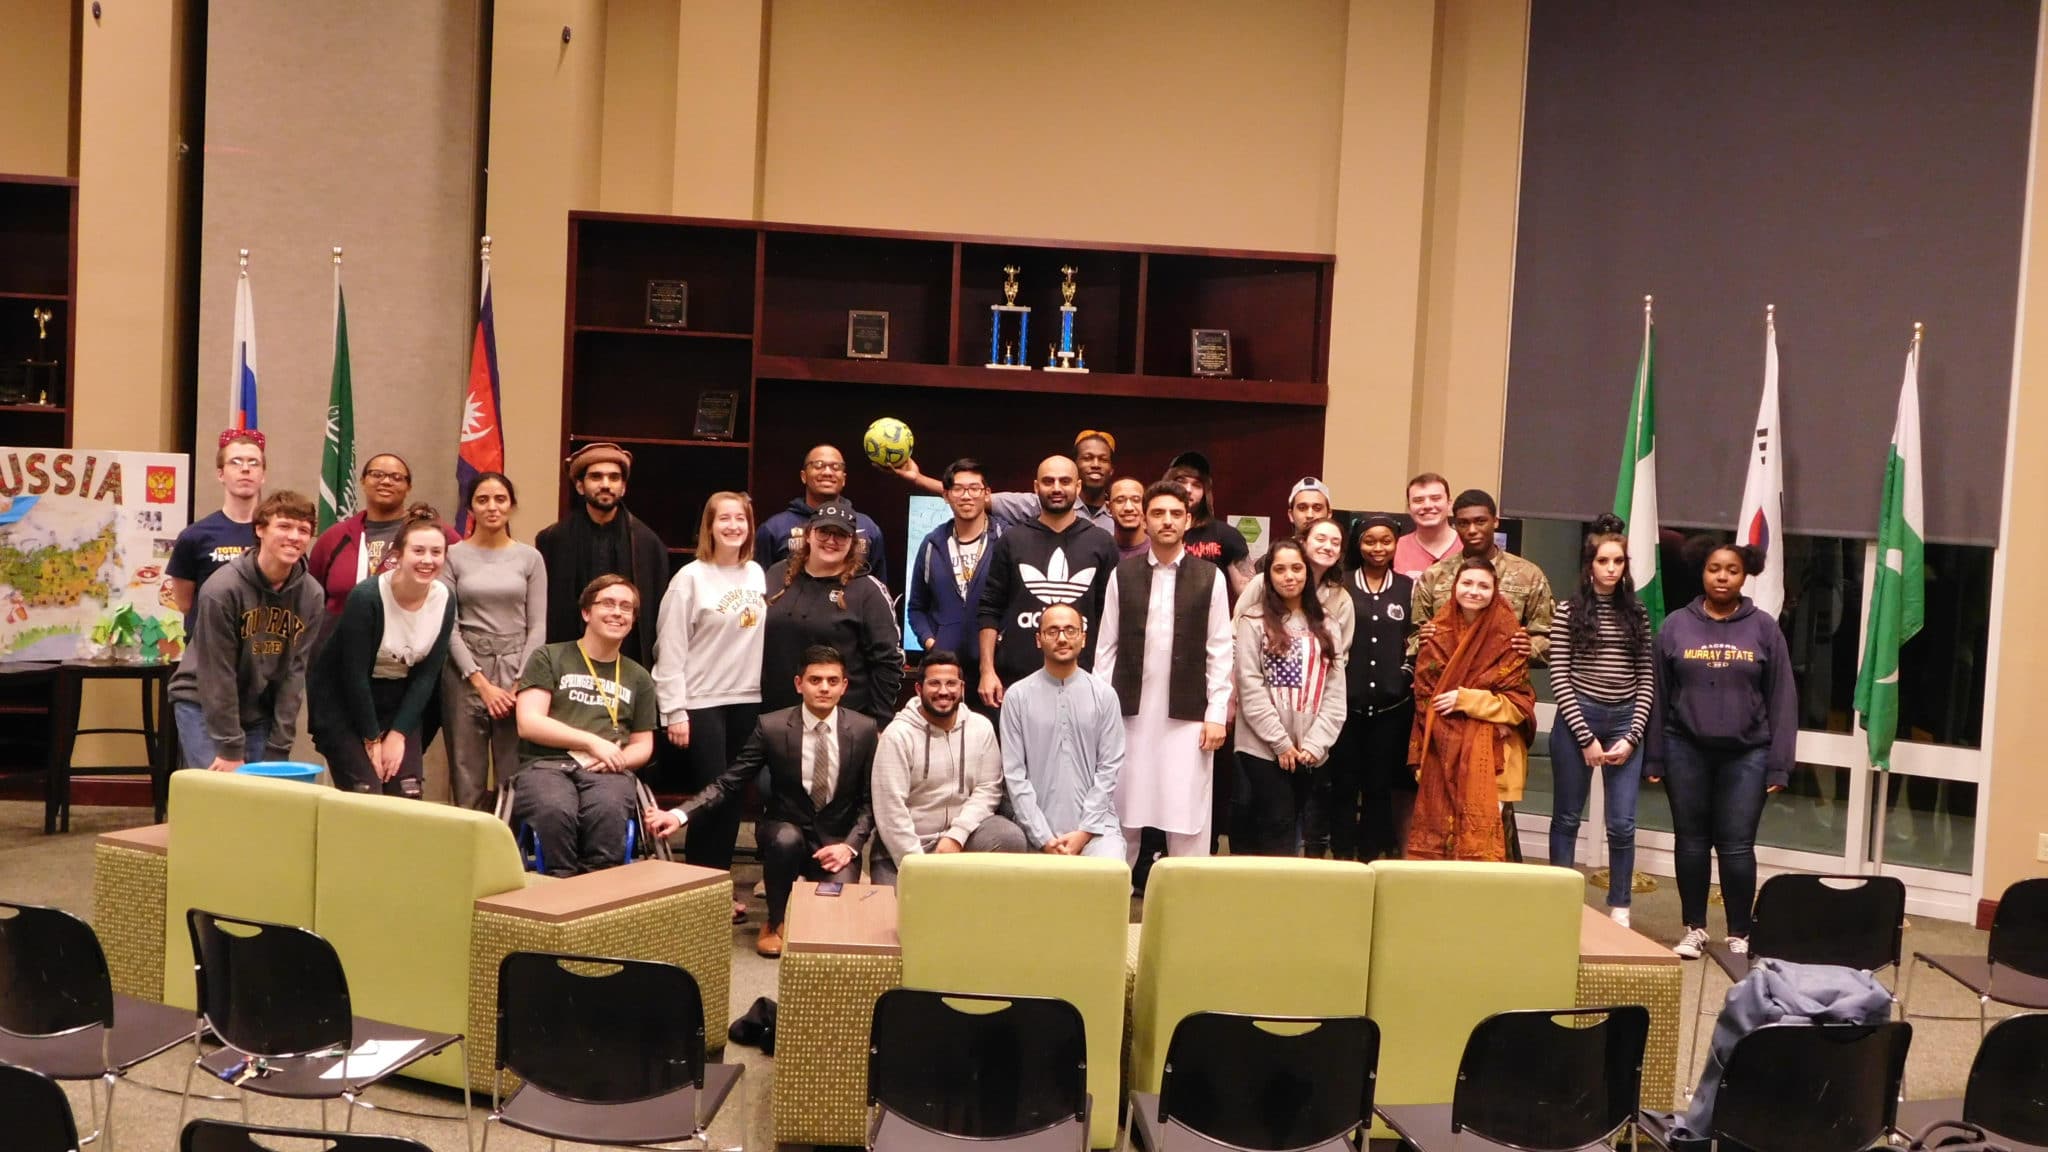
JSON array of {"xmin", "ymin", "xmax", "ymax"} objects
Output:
[
  {"xmin": 563, "ymin": 212, "xmax": 1335, "ymax": 586},
  {"xmin": 0, "ymin": 173, "xmax": 79, "ymax": 450}
]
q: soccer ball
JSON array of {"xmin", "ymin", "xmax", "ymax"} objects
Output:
[{"xmin": 863, "ymin": 417, "xmax": 914, "ymax": 468}]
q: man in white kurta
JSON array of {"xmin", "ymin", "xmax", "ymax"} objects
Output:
[{"xmin": 1095, "ymin": 481, "xmax": 1233, "ymax": 864}]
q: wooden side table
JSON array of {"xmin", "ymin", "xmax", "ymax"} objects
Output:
[
  {"xmin": 469, "ymin": 860, "xmax": 733, "ymax": 1090},
  {"xmin": 775, "ymin": 882, "xmax": 903, "ymax": 1147},
  {"xmin": 1576, "ymin": 904, "xmax": 1683, "ymax": 1108},
  {"xmin": 92, "ymin": 823, "xmax": 170, "ymax": 1001}
]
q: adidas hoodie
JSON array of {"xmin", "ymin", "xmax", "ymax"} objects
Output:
[{"xmin": 975, "ymin": 515, "xmax": 1119, "ymax": 684}]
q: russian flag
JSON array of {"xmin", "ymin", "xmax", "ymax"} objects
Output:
[
  {"xmin": 228, "ymin": 258, "xmax": 259, "ymax": 430},
  {"xmin": 455, "ymin": 241, "xmax": 505, "ymax": 535}
]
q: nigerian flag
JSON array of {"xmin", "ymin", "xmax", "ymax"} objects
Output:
[
  {"xmin": 1854, "ymin": 328, "xmax": 1926, "ymax": 770},
  {"xmin": 1614, "ymin": 298, "xmax": 1664, "ymax": 624},
  {"xmin": 318, "ymin": 270, "xmax": 359, "ymax": 532}
]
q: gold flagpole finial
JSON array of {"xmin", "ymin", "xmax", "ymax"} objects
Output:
[
  {"xmin": 480, "ymin": 235, "xmax": 492, "ymax": 263},
  {"xmin": 237, "ymin": 248, "xmax": 249, "ymax": 274},
  {"xmin": 1912, "ymin": 321, "xmax": 1924, "ymax": 346},
  {"xmin": 332, "ymin": 245, "xmax": 344, "ymax": 266}
]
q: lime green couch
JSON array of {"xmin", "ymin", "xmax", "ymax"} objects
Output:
[
  {"xmin": 159, "ymin": 771, "xmax": 527, "ymax": 1087},
  {"xmin": 898, "ymin": 854, "xmax": 1132, "ymax": 1150}
]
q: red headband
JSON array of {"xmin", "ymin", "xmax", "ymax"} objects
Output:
[{"xmin": 219, "ymin": 428, "xmax": 266, "ymax": 452}]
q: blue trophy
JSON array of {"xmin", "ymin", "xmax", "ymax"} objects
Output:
[
  {"xmin": 986, "ymin": 265, "xmax": 1031, "ymax": 370},
  {"xmin": 1045, "ymin": 264, "xmax": 1089, "ymax": 373}
]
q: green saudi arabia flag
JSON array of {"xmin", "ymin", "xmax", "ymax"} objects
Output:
[
  {"xmin": 1613, "ymin": 301, "xmax": 1664, "ymax": 624},
  {"xmin": 1854, "ymin": 332, "xmax": 1926, "ymax": 770},
  {"xmin": 318, "ymin": 282, "xmax": 359, "ymax": 532}
]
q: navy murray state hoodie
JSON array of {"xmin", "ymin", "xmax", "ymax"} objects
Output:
[{"xmin": 1652, "ymin": 595, "xmax": 1798, "ymax": 788}]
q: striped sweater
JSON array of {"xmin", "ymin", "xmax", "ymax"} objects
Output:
[{"xmin": 1550, "ymin": 595, "xmax": 1655, "ymax": 748}]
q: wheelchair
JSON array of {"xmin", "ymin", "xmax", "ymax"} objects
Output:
[{"xmin": 493, "ymin": 767, "xmax": 673, "ymax": 874}]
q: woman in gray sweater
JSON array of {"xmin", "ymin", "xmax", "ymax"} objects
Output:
[
  {"xmin": 1232, "ymin": 538, "xmax": 1349, "ymax": 855},
  {"xmin": 439, "ymin": 472, "xmax": 547, "ymax": 809}
]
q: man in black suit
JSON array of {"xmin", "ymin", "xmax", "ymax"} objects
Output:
[{"xmin": 647, "ymin": 644, "xmax": 876, "ymax": 957}]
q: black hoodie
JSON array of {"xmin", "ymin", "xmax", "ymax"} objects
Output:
[
  {"xmin": 167, "ymin": 551, "xmax": 325, "ymax": 761},
  {"xmin": 1651, "ymin": 595, "xmax": 1798, "ymax": 788},
  {"xmin": 975, "ymin": 515, "xmax": 1119, "ymax": 684}
]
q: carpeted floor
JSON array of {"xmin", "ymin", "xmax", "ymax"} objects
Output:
[{"xmin": 0, "ymin": 799, "xmax": 2014, "ymax": 1151}]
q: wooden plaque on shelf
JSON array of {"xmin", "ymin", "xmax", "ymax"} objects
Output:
[
  {"xmin": 846, "ymin": 310, "xmax": 890, "ymax": 359},
  {"xmin": 1191, "ymin": 329, "xmax": 1232, "ymax": 377},
  {"xmin": 646, "ymin": 280, "xmax": 689, "ymax": 328},
  {"xmin": 693, "ymin": 389, "xmax": 738, "ymax": 439}
]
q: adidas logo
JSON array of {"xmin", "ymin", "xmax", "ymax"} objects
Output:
[{"xmin": 1020, "ymin": 547, "xmax": 1096, "ymax": 606}]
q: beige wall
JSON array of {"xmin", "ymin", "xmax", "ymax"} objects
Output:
[
  {"xmin": 760, "ymin": 0, "xmax": 1349, "ymax": 251},
  {"xmin": 0, "ymin": 0, "xmax": 75, "ymax": 177},
  {"xmin": 73, "ymin": 0, "xmax": 189, "ymax": 453},
  {"xmin": 193, "ymin": 0, "xmax": 484, "ymax": 518},
  {"xmin": 485, "ymin": 0, "xmax": 609, "ymax": 520},
  {"xmin": 1982, "ymin": 12, "xmax": 2048, "ymax": 902}
]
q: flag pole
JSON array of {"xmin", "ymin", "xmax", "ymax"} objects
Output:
[
  {"xmin": 1869, "ymin": 319, "xmax": 1924, "ymax": 877},
  {"xmin": 239, "ymin": 248, "xmax": 249, "ymax": 276}
]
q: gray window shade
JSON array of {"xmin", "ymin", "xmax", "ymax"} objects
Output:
[{"xmin": 1503, "ymin": 0, "xmax": 2035, "ymax": 547}]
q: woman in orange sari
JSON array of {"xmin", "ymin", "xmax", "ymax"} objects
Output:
[{"xmin": 1407, "ymin": 557, "xmax": 1536, "ymax": 861}]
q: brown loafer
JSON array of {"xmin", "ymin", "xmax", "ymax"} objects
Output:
[{"xmin": 756, "ymin": 922, "xmax": 783, "ymax": 958}]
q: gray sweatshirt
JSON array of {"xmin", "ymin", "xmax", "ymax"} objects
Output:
[
  {"xmin": 1232, "ymin": 607, "xmax": 1349, "ymax": 764},
  {"xmin": 440, "ymin": 539, "xmax": 547, "ymax": 679},
  {"xmin": 871, "ymin": 699, "xmax": 1006, "ymax": 864},
  {"xmin": 167, "ymin": 551, "xmax": 325, "ymax": 760}
]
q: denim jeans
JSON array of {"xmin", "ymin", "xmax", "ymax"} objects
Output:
[
  {"xmin": 1547, "ymin": 697, "xmax": 1643, "ymax": 908},
  {"xmin": 1661, "ymin": 733, "xmax": 1770, "ymax": 936},
  {"xmin": 172, "ymin": 700, "xmax": 271, "ymax": 770}
]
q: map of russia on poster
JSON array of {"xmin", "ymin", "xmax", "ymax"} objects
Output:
[{"xmin": 0, "ymin": 447, "xmax": 191, "ymax": 661}]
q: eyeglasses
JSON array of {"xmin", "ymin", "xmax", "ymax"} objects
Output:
[
  {"xmin": 364, "ymin": 469, "xmax": 411, "ymax": 483},
  {"xmin": 224, "ymin": 457, "xmax": 263, "ymax": 470},
  {"xmin": 1040, "ymin": 625, "xmax": 1083, "ymax": 638},
  {"xmin": 805, "ymin": 460, "xmax": 846, "ymax": 473},
  {"xmin": 590, "ymin": 597, "xmax": 637, "ymax": 612},
  {"xmin": 948, "ymin": 484, "xmax": 988, "ymax": 496}
]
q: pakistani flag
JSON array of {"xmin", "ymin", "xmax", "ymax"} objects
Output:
[
  {"xmin": 319, "ymin": 276, "xmax": 359, "ymax": 532},
  {"xmin": 1613, "ymin": 299, "xmax": 1664, "ymax": 624},
  {"xmin": 1853, "ymin": 329, "xmax": 1926, "ymax": 770}
]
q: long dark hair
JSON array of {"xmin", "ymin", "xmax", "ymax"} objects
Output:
[
  {"xmin": 1568, "ymin": 513, "xmax": 1650, "ymax": 659},
  {"xmin": 1257, "ymin": 539, "xmax": 1335, "ymax": 666}
]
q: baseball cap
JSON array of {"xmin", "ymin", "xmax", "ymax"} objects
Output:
[
  {"xmin": 1289, "ymin": 476, "xmax": 1332, "ymax": 504},
  {"xmin": 805, "ymin": 501, "xmax": 858, "ymax": 535},
  {"xmin": 1166, "ymin": 449, "xmax": 1211, "ymax": 478}
]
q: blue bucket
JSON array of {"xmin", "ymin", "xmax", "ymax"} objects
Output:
[{"xmin": 236, "ymin": 761, "xmax": 324, "ymax": 783}]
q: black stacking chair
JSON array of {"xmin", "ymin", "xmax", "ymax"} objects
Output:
[
  {"xmin": 175, "ymin": 909, "xmax": 467, "ymax": 1141},
  {"xmin": 0, "ymin": 899, "xmax": 197, "ymax": 1149},
  {"xmin": 867, "ymin": 988, "xmax": 1089, "ymax": 1152},
  {"xmin": 1892, "ymin": 1011, "xmax": 2048, "ymax": 1150},
  {"xmin": 181, "ymin": 1117, "xmax": 431, "ymax": 1150},
  {"xmin": 484, "ymin": 950, "xmax": 742, "ymax": 1152},
  {"xmin": 1, "ymin": 1059, "xmax": 82, "ymax": 1152},
  {"xmin": 1377, "ymin": 1006, "xmax": 1648, "ymax": 1152},
  {"xmin": 1642, "ymin": 1021, "xmax": 1911, "ymax": 1152},
  {"xmin": 1129, "ymin": 1012, "xmax": 1378, "ymax": 1152},
  {"xmin": 1686, "ymin": 874, "xmax": 1905, "ymax": 1085},
  {"xmin": 1905, "ymin": 877, "xmax": 2048, "ymax": 1035}
]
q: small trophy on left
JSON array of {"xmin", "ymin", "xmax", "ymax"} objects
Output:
[
  {"xmin": 986, "ymin": 265, "xmax": 1032, "ymax": 370},
  {"xmin": 26, "ymin": 307, "xmax": 58, "ymax": 404}
]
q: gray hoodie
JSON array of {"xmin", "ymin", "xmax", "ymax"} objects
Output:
[
  {"xmin": 167, "ymin": 550, "xmax": 324, "ymax": 761},
  {"xmin": 871, "ymin": 698, "xmax": 1005, "ymax": 865}
]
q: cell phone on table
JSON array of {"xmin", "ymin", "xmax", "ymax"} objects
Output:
[{"xmin": 816, "ymin": 882, "xmax": 844, "ymax": 897}]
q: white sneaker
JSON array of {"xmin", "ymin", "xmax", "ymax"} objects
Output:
[
  {"xmin": 1609, "ymin": 907, "xmax": 1632, "ymax": 930},
  {"xmin": 1674, "ymin": 926, "xmax": 1709, "ymax": 959},
  {"xmin": 1726, "ymin": 936, "xmax": 1750, "ymax": 955}
]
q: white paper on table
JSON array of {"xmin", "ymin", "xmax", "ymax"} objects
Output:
[{"xmin": 319, "ymin": 1038, "xmax": 423, "ymax": 1080}]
